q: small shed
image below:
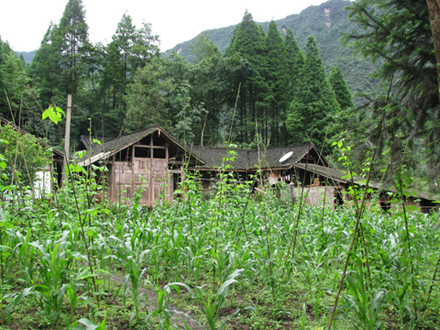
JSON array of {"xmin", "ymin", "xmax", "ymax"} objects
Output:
[{"xmin": 76, "ymin": 126, "xmax": 204, "ymax": 205}]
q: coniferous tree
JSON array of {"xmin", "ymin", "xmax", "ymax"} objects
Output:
[
  {"xmin": 263, "ymin": 21, "xmax": 290, "ymax": 146},
  {"xmin": 57, "ymin": 0, "xmax": 90, "ymax": 101},
  {"xmin": 225, "ymin": 11, "xmax": 267, "ymax": 144},
  {"xmin": 57, "ymin": 0, "xmax": 92, "ymax": 144},
  {"xmin": 341, "ymin": 0, "xmax": 440, "ymax": 190},
  {"xmin": 100, "ymin": 14, "xmax": 160, "ymax": 136},
  {"xmin": 328, "ymin": 66, "xmax": 353, "ymax": 110},
  {"xmin": 30, "ymin": 23, "xmax": 63, "ymax": 109},
  {"xmin": 188, "ymin": 36, "xmax": 224, "ymax": 145},
  {"xmin": 285, "ymin": 29, "xmax": 304, "ymax": 99},
  {"xmin": 286, "ymin": 36, "xmax": 339, "ymax": 151},
  {"xmin": 29, "ymin": 0, "xmax": 91, "ymax": 145},
  {"xmin": 189, "ymin": 34, "xmax": 221, "ymax": 63},
  {"xmin": 99, "ymin": 40, "xmax": 124, "ymax": 136},
  {"xmin": 0, "ymin": 40, "xmax": 28, "ymax": 122}
]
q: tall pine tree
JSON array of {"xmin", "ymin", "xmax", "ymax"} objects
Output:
[
  {"xmin": 100, "ymin": 14, "xmax": 160, "ymax": 136},
  {"xmin": 30, "ymin": 0, "xmax": 91, "ymax": 145},
  {"xmin": 328, "ymin": 66, "xmax": 353, "ymax": 110},
  {"xmin": 285, "ymin": 28, "xmax": 304, "ymax": 100},
  {"xmin": 286, "ymin": 36, "xmax": 339, "ymax": 151},
  {"xmin": 57, "ymin": 0, "xmax": 90, "ymax": 101},
  {"xmin": 263, "ymin": 21, "xmax": 289, "ymax": 146},
  {"xmin": 224, "ymin": 11, "xmax": 267, "ymax": 145}
]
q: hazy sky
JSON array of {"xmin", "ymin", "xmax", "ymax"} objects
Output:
[{"xmin": 2, "ymin": 0, "xmax": 330, "ymax": 52}]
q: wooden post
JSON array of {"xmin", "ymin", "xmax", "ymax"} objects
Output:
[
  {"xmin": 62, "ymin": 94, "xmax": 72, "ymax": 183},
  {"xmin": 110, "ymin": 154, "xmax": 115, "ymax": 202},
  {"xmin": 149, "ymin": 137, "xmax": 153, "ymax": 205},
  {"xmin": 131, "ymin": 145, "xmax": 135, "ymax": 201},
  {"xmin": 165, "ymin": 144, "xmax": 169, "ymax": 202}
]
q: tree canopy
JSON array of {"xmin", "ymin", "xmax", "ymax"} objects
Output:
[{"xmin": 339, "ymin": 0, "xmax": 440, "ymax": 191}]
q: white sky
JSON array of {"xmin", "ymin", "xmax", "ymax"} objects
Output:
[{"xmin": 2, "ymin": 0, "xmax": 329, "ymax": 52}]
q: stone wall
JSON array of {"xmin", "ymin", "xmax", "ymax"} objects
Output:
[{"xmin": 290, "ymin": 185, "xmax": 341, "ymax": 208}]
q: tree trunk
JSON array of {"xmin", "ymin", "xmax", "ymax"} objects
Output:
[{"xmin": 427, "ymin": 0, "xmax": 440, "ymax": 95}]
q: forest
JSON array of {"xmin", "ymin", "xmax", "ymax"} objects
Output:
[{"xmin": 1, "ymin": 0, "xmax": 439, "ymax": 193}]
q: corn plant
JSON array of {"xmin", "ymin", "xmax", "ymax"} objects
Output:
[
  {"xmin": 12, "ymin": 230, "xmax": 36, "ymax": 287},
  {"xmin": 195, "ymin": 268, "xmax": 249, "ymax": 330},
  {"xmin": 338, "ymin": 257, "xmax": 387, "ymax": 330},
  {"xmin": 6, "ymin": 232, "xmax": 71, "ymax": 329},
  {"xmin": 151, "ymin": 268, "xmax": 252, "ymax": 330},
  {"xmin": 110, "ymin": 235, "xmax": 149, "ymax": 323},
  {"xmin": 70, "ymin": 309, "xmax": 108, "ymax": 330}
]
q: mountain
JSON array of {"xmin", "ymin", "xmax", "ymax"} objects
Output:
[
  {"xmin": 163, "ymin": 0, "xmax": 379, "ymax": 95},
  {"xmin": 15, "ymin": 50, "xmax": 36, "ymax": 64}
]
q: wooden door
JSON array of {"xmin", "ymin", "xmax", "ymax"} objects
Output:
[
  {"xmin": 114, "ymin": 162, "xmax": 133, "ymax": 203},
  {"xmin": 152, "ymin": 159, "xmax": 167, "ymax": 203},
  {"xmin": 133, "ymin": 158, "xmax": 150, "ymax": 204}
]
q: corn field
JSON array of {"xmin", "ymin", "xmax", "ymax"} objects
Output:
[{"xmin": 0, "ymin": 167, "xmax": 438, "ymax": 330}]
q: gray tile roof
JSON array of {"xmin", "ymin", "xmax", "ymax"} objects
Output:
[{"xmin": 190, "ymin": 143, "xmax": 314, "ymax": 171}]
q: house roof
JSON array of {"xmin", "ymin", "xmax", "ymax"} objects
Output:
[
  {"xmin": 190, "ymin": 143, "xmax": 316, "ymax": 171},
  {"xmin": 75, "ymin": 126, "xmax": 205, "ymax": 166},
  {"xmin": 294, "ymin": 163, "xmax": 440, "ymax": 202},
  {"xmin": 79, "ymin": 135, "xmax": 114, "ymax": 151},
  {"xmin": 257, "ymin": 144, "xmax": 318, "ymax": 169},
  {"xmin": 294, "ymin": 163, "xmax": 361, "ymax": 185},
  {"xmin": 189, "ymin": 146, "xmax": 255, "ymax": 170}
]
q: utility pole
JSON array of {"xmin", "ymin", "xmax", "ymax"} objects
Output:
[{"xmin": 62, "ymin": 94, "xmax": 72, "ymax": 183}]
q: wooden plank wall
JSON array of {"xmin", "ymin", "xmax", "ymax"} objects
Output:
[{"xmin": 109, "ymin": 139, "xmax": 172, "ymax": 206}]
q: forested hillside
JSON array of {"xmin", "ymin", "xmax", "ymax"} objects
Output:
[
  {"xmin": 0, "ymin": 0, "xmax": 350, "ymax": 150},
  {"xmin": 14, "ymin": 50, "xmax": 36, "ymax": 63},
  {"xmin": 165, "ymin": 0, "xmax": 379, "ymax": 94},
  {"xmin": 1, "ymin": 0, "xmax": 439, "ymax": 192}
]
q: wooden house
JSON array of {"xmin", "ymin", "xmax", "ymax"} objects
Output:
[
  {"xmin": 189, "ymin": 143, "xmax": 330, "ymax": 193},
  {"xmin": 189, "ymin": 144, "xmax": 438, "ymax": 212},
  {"xmin": 75, "ymin": 126, "xmax": 438, "ymax": 212},
  {"xmin": 75, "ymin": 126, "xmax": 204, "ymax": 205},
  {"xmin": 293, "ymin": 163, "xmax": 439, "ymax": 213}
]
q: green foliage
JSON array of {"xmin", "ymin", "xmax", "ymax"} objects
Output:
[
  {"xmin": 100, "ymin": 13, "xmax": 160, "ymax": 136},
  {"xmin": 173, "ymin": 82, "xmax": 208, "ymax": 145},
  {"xmin": 189, "ymin": 34, "xmax": 221, "ymax": 62},
  {"xmin": 123, "ymin": 57, "xmax": 173, "ymax": 133},
  {"xmin": 42, "ymin": 106, "xmax": 65, "ymax": 125},
  {"xmin": 338, "ymin": 0, "xmax": 440, "ymax": 192},
  {"xmin": 0, "ymin": 162, "xmax": 437, "ymax": 329},
  {"xmin": 169, "ymin": 0, "xmax": 379, "ymax": 96},
  {"xmin": 338, "ymin": 256, "xmax": 386, "ymax": 330},
  {"xmin": 263, "ymin": 21, "xmax": 290, "ymax": 146},
  {"xmin": 328, "ymin": 66, "xmax": 353, "ymax": 110},
  {"xmin": 285, "ymin": 28, "xmax": 305, "ymax": 100},
  {"xmin": 0, "ymin": 125, "xmax": 50, "ymax": 187},
  {"xmin": 287, "ymin": 36, "xmax": 340, "ymax": 151},
  {"xmin": 0, "ymin": 40, "xmax": 28, "ymax": 118},
  {"xmin": 110, "ymin": 235, "xmax": 149, "ymax": 323},
  {"xmin": 4, "ymin": 0, "xmax": 438, "ymax": 200},
  {"xmin": 4, "ymin": 0, "xmax": 380, "ymax": 155},
  {"xmin": 223, "ymin": 11, "xmax": 268, "ymax": 145}
]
